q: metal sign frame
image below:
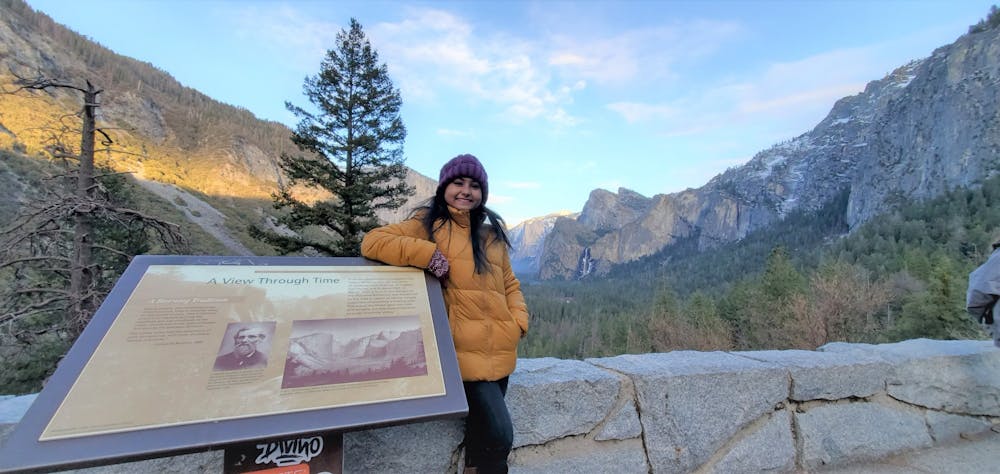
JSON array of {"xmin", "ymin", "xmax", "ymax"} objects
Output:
[{"xmin": 0, "ymin": 255, "xmax": 466, "ymax": 473}]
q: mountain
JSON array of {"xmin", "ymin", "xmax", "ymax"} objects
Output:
[
  {"xmin": 508, "ymin": 211, "xmax": 576, "ymax": 276},
  {"xmin": 536, "ymin": 24, "xmax": 1000, "ymax": 279},
  {"xmin": 0, "ymin": 0, "xmax": 436, "ymax": 255},
  {"xmin": 287, "ymin": 328, "xmax": 424, "ymax": 376}
]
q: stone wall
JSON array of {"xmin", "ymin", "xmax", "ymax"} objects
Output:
[{"xmin": 2, "ymin": 339, "xmax": 998, "ymax": 473}]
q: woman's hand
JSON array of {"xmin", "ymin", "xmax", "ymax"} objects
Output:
[{"xmin": 428, "ymin": 249, "xmax": 450, "ymax": 279}]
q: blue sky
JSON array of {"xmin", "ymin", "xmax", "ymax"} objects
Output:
[{"xmin": 26, "ymin": 0, "xmax": 996, "ymax": 226}]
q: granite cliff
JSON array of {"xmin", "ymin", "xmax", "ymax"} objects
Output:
[{"xmin": 508, "ymin": 211, "xmax": 576, "ymax": 276}]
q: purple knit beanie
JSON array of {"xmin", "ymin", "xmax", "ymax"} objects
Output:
[{"xmin": 438, "ymin": 154, "xmax": 489, "ymax": 205}]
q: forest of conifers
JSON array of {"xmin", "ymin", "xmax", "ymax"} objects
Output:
[{"xmin": 518, "ymin": 176, "xmax": 996, "ymax": 359}]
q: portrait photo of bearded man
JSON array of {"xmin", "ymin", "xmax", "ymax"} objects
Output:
[{"xmin": 214, "ymin": 323, "xmax": 275, "ymax": 371}]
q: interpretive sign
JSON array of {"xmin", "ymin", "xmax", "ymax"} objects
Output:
[{"xmin": 0, "ymin": 256, "xmax": 466, "ymax": 473}]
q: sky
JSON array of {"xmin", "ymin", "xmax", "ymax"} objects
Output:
[{"xmin": 25, "ymin": 0, "xmax": 997, "ymax": 226}]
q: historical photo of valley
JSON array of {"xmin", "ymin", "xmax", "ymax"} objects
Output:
[{"xmin": 281, "ymin": 315, "xmax": 428, "ymax": 389}]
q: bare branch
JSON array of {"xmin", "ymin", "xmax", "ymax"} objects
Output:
[
  {"xmin": 92, "ymin": 170, "xmax": 137, "ymax": 179},
  {"xmin": 95, "ymin": 128, "xmax": 113, "ymax": 146},
  {"xmin": 9, "ymin": 70, "xmax": 88, "ymax": 94},
  {"xmin": 0, "ymin": 255, "xmax": 73, "ymax": 270},
  {"xmin": 91, "ymin": 244, "xmax": 131, "ymax": 259},
  {"xmin": 0, "ymin": 295, "xmax": 71, "ymax": 324},
  {"xmin": 14, "ymin": 287, "xmax": 71, "ymax": 296}
]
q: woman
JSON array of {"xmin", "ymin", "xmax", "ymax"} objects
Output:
[{"xmin": 361, "ymin": 154, "xmax": 528, "ymax": 473}]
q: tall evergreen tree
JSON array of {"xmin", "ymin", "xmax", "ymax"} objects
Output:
[{"xmin": 252, "ymin": 18, "xmax": 412, "ymax": 256}]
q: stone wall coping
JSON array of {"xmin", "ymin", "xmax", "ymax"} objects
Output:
[{"xmin": 0, "ymin": 338, "xmax": 997, "ymax": 473}]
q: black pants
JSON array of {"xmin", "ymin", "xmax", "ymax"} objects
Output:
[{"xmin": 463, "ymin": 377, "xmax": 512, "ymax": 473}]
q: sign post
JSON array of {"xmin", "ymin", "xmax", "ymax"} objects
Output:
[
  {"xmin": 223, "ymin": 433, "xmax": 343, "ymax": 474},
  {"xmin": 0, "ymin": 256, "xmax": 466, "ymax": 473}
]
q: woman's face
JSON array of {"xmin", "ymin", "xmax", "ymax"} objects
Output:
[{"xmin": 443, "ymin": 177, "xmax": 483, "ymax": 210}]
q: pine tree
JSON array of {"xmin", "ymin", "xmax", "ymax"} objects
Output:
[
  {"xmin": 762, "ymin": 246, "xmax": 807, "ymax": 301},
  {"xmin": 252, "ymin": 18, "xmax": 412, "ymax": 256},
  {"xmin": 895, "ymin": 254, "xmax": 978, "ymax": 340}
]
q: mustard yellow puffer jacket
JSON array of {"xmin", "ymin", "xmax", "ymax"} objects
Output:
[{"xmin": 360, "ymin": 208, "xmax": 529, "ymax": 382}]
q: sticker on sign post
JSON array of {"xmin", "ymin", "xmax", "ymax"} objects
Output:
[{"xmin": 224, "ymin": 433, "xmax": 343, "ymax": 474}]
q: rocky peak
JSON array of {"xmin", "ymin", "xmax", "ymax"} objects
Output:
[
  {"xmin": 578, "ymin": 188, "xmax": 653, "ymax": 232},
  {"xmin": 509, "ymin": 211, "xmax": 576, "ymax": 277}
]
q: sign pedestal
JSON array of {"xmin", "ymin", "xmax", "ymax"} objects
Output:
[{"xmin": 224, "ymin": 433, "xmax": 343, "ymax": 474}]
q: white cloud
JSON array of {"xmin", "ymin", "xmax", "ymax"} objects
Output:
[
  {"xmin": 546, "ymin": 19, "xmax": 745, "ymax": 85},
  {"xmin": 488, "ymin": 194, "xmax": 514, "ymax": 204},
  {"xmin": 368, "ymin": 7, "xmax": 587, "ymax": 127},
  {"xmin": 607, "ymin": 102, "xmax": 678, "ymax": 123},
  {"xmin": 657, "ymin": 124, "xmax": 712, "ymax": 138},
  {"xmin": 553, "ymin": 159, "xmax": 598, "ymax": 173},
  {"xmin": 436, "ymin": 128, "xmax": 471, "ymax": 137},
  {"xmin": 232, "ymin": 3, "xmax": 926, "ymax": 166},
  {"xmin": 548, "ymin": 52, "xmax": 588, "ymax": 66},
  {"xmin": 506, "ymin": 181, "xmax": 541, "ymax": 189},
  {"xmin": 231, "ymin": 5, "xmax": 338, "ymax": 70},
  {"xmin": 548, "ymin": 108, "xmax": 582, "ymax": 127}
]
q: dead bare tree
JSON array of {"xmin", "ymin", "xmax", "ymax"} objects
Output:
[{"xmin": 0, "ymin": 73, "xmax": 186, "ymax": 390}]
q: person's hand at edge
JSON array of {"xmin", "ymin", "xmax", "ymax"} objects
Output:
[{"xmin": 428, "ymin": 249, "xmax": 450, "ymax": 280}]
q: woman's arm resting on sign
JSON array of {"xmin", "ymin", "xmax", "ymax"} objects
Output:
[{"xmin": 361, "ymin": 219, "xmax": 438, "ymax": 269}]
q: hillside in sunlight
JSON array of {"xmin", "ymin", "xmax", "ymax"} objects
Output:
[{"xmin": 0, "ymin": 0, "xmax": 435, "ymax": 255}]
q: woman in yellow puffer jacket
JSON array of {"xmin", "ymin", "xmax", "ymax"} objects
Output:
[{"xmin": 361, "ymin": 154, "xmax": 528, "ymax": 474}]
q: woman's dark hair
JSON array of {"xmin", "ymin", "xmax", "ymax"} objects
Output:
[{"xmin": 412, "ymin": 184, "xmax": 511, "ymax": 274}]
